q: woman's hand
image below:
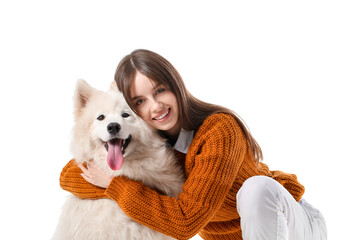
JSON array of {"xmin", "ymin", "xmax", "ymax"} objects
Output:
[{"xmin": 78, "ymin": 161, "xmax": 113, "ymax": 188}]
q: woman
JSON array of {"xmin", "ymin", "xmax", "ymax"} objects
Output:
[{"xmin": 60, "ymin": 49, "xmax": 327, "ymax": 239}]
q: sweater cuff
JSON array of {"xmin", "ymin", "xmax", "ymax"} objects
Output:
[{"xmin": 104, "ymin": 176, "xmax": 134, "ymax": 202}]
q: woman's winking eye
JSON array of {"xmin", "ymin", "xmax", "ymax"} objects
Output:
[{"xmin": 156, "ymin": 88, "xmax": 165, "ymax": 94}]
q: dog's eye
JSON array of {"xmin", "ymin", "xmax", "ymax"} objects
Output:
[
  {"xmin": 97, "ymin": 115, "xmax": 105, "ymax": 121},
  {"xmin": 122, "ymin": 113, "xmax": 130, "ymax": 118}
]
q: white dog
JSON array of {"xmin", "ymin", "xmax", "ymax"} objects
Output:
[{"xmin": 52, "ymin": 80, "xmax": 185, "ymax": 240}]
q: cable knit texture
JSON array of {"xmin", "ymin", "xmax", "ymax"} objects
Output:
[{"xmin": 60, "ymin": 113, "xmax": 305, "ymax": 240}]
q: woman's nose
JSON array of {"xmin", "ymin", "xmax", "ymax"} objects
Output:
[{"xmin": 150, "ymin": 99, "xmax": 163, "ymax": 112}]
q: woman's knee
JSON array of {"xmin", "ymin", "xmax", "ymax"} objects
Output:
[
  {"xmin": 237, "ymin": 176, "xmax": 280, "ymax": 201},
  {"xmin": 237, "ymin": 176, "xmax": 282, "ymax": 218}
]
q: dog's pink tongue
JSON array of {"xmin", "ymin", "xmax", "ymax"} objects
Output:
[{"xmin": 106, "ymin": 139, "xmax": 124, "ymax": 170}]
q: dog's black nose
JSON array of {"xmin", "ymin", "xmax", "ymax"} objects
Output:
[{"xmin": 107, "ymin": 122, "xmax": 121, "ymax": 134}]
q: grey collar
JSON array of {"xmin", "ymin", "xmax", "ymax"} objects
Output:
[{"xmin": 173, "ymin": 128, "xmax": 194, "ymax": 154}]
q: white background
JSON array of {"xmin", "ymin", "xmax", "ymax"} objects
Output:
[{"xmin": 0, "ymin": 1, "xmax": 340, "ymax": 239}]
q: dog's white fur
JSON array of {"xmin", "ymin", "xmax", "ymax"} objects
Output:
[{"xmin": 52, "ymin": 80, "xmax": 185, "ymax": 240}]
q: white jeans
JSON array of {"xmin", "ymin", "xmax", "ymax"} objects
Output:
[{"xmin": 237, "ymin": 176, "xmax": 327, "ymax": 240}]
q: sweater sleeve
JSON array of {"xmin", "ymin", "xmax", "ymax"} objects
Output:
[
  {"xmin": 104, "ymin": 114, "xmax": 247, "ymax": 239},
  {"xmin": 59, "ymin": 160, "xmax": 107, "ymax": 199}
]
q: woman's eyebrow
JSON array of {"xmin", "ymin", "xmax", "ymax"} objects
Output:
[
  {"xmin": 150, "ymin": 82, "xmax": 162, "ymax": 90},
  {"xmin": 131, "ymin": 95, "xmax": 141, "ymax": 101}
]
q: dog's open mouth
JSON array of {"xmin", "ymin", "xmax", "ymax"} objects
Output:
[{"xmin": 104, "ymin": 135, "xmax": 131, "ymax": 170}]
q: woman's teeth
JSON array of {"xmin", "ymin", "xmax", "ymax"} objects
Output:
[{"xmin": 155, "ymin": 109, "xmax": 169, "ymax": 120}]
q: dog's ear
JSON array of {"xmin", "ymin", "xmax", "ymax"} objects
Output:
[
  {"xmin": 74, "ymin": 79, "xmax": 94, "ymax": 117},
  {"xmin": 109, "ymin": 81, "xmax": 118, "ymax": 91}
]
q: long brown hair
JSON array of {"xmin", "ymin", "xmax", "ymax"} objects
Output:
[{"xmin": 114, "ymin": 49, "xmax": 263, "ymax": 161}]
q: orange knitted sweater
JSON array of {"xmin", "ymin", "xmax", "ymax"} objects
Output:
[{"xmin": 60, "ymin": 113, "xmax": 305, "ymax": 240}]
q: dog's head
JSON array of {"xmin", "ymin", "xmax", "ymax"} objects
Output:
[{"xmin": 71, "ymin": 79, "xmax": 159, "ymax": 171}]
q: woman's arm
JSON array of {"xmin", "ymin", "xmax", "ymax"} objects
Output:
[
  {"xmin": 59, "ymin": 160, "xmax": 108, "ymax": 199},
  {"xmin": 104, "ymin": 114, "xmax": 247, "ymax": 239}
]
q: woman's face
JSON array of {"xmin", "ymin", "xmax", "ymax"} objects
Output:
[{"xmin": 130, "ymin": 71, "xmax": 181, "ymax": 137}]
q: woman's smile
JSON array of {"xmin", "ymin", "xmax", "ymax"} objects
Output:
[{"xmin": 153, "ymin": 108, "xmax": 170, "ymax": 121}]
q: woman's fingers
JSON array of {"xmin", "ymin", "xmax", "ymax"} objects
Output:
[
  {"xmin": 80, "ymin": 173, "xmax": 93, "ymax": 184},
  {"xmin": 78, "ymin": 161, "xmax": 112, "ymax": 188},
  {"xmin": 78, "ymin": 163, "xmax": 90, "ymax": 177}
]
